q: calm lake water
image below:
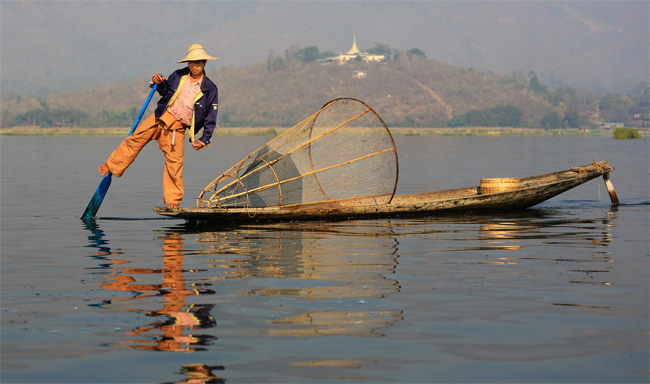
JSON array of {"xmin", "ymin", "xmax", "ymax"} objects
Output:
[{"xmin": 1, "ymin": 135, "xmax": 648, "ymax": 383}]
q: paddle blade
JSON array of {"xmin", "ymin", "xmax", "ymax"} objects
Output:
[{"xmin": 82, "ymin": 173, "xmax": 112, "ymax": 219}]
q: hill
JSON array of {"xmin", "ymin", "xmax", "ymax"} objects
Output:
[
  {"xmin": 217, "ymin": 58, "xmax": 559, "ymax": 128},
  {"xmin": 2, "ymin": 56, "xmax": 569, "ymax": 130}
]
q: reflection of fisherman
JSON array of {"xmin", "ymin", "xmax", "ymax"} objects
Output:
[
  {"xmin": 99, "ymin": 233, "xmax": 216, "ymax": 352},
  {"xmin": 163, "ymin": 364, "xmax": 225, "ymax": 384}
]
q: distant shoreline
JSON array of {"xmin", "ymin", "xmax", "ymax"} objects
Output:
[{"xmin": 0, "ymin": 126, "xmax": 628, "ymax": 137}]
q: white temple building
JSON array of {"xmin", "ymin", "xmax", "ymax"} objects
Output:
[{"xmin": 330, "ymin": 36, "xmax": 385, "ymax": 64}]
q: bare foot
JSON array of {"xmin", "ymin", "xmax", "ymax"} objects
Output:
[
  {"xmin": 99, "ymin": 163, "xmax": 109, "ymax": 176},
  {"xmin": 167, "ymin": 203, "xmax": 179, "ymax": 209}
]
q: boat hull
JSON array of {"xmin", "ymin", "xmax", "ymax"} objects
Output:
[{"xmin": 154, "ymin": 162, "xmax": 614, "ymax": 223}]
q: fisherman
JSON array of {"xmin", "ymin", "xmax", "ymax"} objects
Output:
[{"xmin": 99, "ymin": 44, "xmax": 219, "ymax": 209}]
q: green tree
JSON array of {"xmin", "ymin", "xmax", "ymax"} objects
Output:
[
  {"xmin": 320, "ymin": 50, "xmax": 336, "ymax": 59},
  {"xmin": 406, "ymin": 48, "xmax": 427, "ymax": 60},
  {"xmin": 555, "ymin": 86, "xmax": 578, "ymax": 106},
  {"xmin": 266, "ymin": 50, "xmax": 286, "ymax": 72},
  {"xmin": 49, "ymin": 109, "xmax": 87, "ymax": 127},
  {"xmin": 528, "ymin": 70, "xmax": 547, "ymax": 94},
  {"xmin": 284, "ymin": 43, "xmax": 301, "ymax": 61},
  {"xmin": 367, "ymin": 43, "xmax": 392, "ymax": 56},
  {"xmin": 489, "ymin": 105, "xmax": 522, "ymax": 126},
  {"xmin": 9, "ymin": 105, "xmax": 87, "ymax": 127},
  {"xmin": 448, "ymin": 115, "xmax": 467, "ymax": 127},
  {"xmin": 448, "ymin": 105, "xmax": 522, "ymax": 127},
  {"xmin": 128, "ymin": 106, "xmax": 138, "ymax": 121},
  {"xmin": 563, "ymin": 110, "xmax": 582, "ymax": 128},
  {"xmin": 403, "ymin": 115, "xmax": 416, "ymax": 126},
  {"xmin": 464, "ymin": 109, "xmax": 492, "ymax": 126},
  {"xmin": 13, "ymin": 108, "xmax": 51, "ymax": 127},
  {"xmin": 295, "ymin": 46, "xmax": 321, "ymax": 63},
  {"xmin": 219, "ymin": 113, "xmax": 231, "ymax": 126},
  {"xmin": 598, "ymin": 93, "xmax": 633, "ymax": 122},
  {"xmin": 540, "ymin": 112, "xmax": 564, "ymax": 129}
]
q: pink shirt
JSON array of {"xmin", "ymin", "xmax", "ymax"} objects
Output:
[{"xmin": 167, "ymin": 76, "xmax": 202, "ymax": 126}]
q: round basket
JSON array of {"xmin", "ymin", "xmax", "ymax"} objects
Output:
[{"xmin": 479, "ymin": 178, "xmax": 520, "ymax": 194}]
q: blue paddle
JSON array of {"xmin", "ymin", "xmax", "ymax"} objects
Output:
[{"xmin": 82, "ymin": 81, "xmax": 160, "ymax": 219}]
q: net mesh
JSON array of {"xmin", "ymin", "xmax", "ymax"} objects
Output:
[{"xmin": 197, "ymin": 98, "xmax": 399, "ymax": 208}]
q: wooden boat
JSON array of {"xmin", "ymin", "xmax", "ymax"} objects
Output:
[{"xmin": 154, "ymin": 161, "xmax": 617, "ymax": 223}]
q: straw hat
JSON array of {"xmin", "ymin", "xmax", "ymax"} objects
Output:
[{"xmin": 177, "ymin": 44, "xmax": 219, "ymax": 63}]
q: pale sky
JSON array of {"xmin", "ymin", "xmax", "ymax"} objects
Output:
[{"xmin": 1, "ymin": 1, "xmax": 648, "ymax": 95}]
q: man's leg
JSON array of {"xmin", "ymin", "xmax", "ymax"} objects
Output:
[
  {"xmin": 103, "ymin": 113, "xmax": 161, "ymax": 177},
  {"xmin": 158, "ymin": 123, "xmax": 186, "ymax": 208}
]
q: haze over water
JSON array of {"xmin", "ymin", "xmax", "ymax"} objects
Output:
[{"xmin": 1, "ymin": 135, "xmax": 648, "ymax": 383}]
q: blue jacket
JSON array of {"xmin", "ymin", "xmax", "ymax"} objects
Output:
[{"xmin": 154, "ymin": 67, "xmax": 218, "ymax": 145}]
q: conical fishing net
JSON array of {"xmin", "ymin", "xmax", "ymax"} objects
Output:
[{"xmin": 197, "ymin": 98, "xmax": 399, "ymax": 209}]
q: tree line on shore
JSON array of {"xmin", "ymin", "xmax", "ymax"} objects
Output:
[{"xmin": 2, "ymin": 44, "xmax": 648, "ymax": 130}]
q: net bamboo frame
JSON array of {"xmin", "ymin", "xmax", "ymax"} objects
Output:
[{"xmin": 197, "ymin": 98, "xmax": 399, "ymax": 209}]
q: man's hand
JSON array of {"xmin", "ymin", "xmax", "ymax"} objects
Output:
[
  {"xmin": 151, "ymin": 73, "xmax": 165, "ymax": 84},
  {"xmin": 192, "ymin": 140, "xmax": 205, "ymax": 150}
]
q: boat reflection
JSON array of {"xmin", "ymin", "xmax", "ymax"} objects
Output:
[
  {"xmin": 480, "ymin": 221, "xmax": 522, "ymax": 250},
  {"xmin": 82, "ymin": 206, "xmax": 620, "ymax": 378},
  {"xmin": 177, "ymin": 221, "xmax": 405, "ymax": 338}
]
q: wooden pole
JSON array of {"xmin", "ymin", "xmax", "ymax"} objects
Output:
[{"xmin": 603, "ymin": 172, "xmax": 619, "ymax": 206}]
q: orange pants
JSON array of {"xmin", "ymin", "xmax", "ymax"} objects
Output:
[{"xmin": 106, "ymin": 111, "xmax": 186, "ymax": 205}]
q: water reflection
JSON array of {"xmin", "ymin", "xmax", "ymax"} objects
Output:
[
  {"xmin": 181, "ymin": 222, "xmax": 404, "ymax": 337},
  {"xmin": 82, "ymin": 219, "xmax": 223, "ymax": 383},
  {"xmin": 484, "ymin": 210, "xmax": 618, "ymax": 290},
  {"xmin": 82, "ymin": 206, "xmax": 624, "ymax": 380},
  {"xmin": 83, "ymin": 217, "xmax": 123, "ymax": 266},
  {"xmin": 160, "ymin": 364, "xmax": 225, "ymax": 384},
  {"xmin": 480, "ymin": 222, "xmax": 522, "ymax": 250},
  {"xmin": 95, "ymin": 231, "xmax": 217, "ymax": 352}
]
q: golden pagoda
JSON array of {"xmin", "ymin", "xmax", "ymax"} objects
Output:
[{"xmin": 347, "ymin": 35, "xmax": 360, "ymax": 55}]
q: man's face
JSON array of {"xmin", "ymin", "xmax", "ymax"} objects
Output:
[{"xmin": 188, "ymin": 60, "xmax": 206, "ymax": 76}]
